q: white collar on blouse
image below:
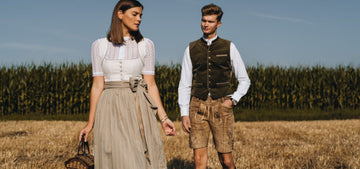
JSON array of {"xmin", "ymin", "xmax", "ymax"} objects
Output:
[{"xmin": 124, "ymin": 36, "xmax": 131, "ymax": 41}]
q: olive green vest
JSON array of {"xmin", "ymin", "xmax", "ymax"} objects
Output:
[{"xmin": 189, "ymin": 37, "xmax": 232, "ymax": 100}]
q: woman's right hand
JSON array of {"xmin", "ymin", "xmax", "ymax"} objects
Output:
[
  {"xmin": 161, "ymin": 118, "xmax": 177, "ymax": 136},
  {"xmin": 79, "ymin": 124, "xmax": 93, "ymax": 142}
]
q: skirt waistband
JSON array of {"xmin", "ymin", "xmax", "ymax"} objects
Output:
[
  {"xmin": 104, "ymin": 81, "xmax": 130, "ymax": 89},
  {"xmin": 105, "ymin": 78, "xmax": 146, "ymax": 92}
]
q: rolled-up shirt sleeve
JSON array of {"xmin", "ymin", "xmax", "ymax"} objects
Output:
[{"xmin": 178, "ymin": 46, "xmax": 193, "ymax": 117}]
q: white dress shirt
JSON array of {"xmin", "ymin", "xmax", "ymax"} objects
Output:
[{"xmin": 178, "ymin": 36, "xmax": 251, "ymax": 117}]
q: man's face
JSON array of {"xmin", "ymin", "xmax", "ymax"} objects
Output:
[{"xmin": 201, "ymin": 15, "xmax": 221, "ymax": 35}]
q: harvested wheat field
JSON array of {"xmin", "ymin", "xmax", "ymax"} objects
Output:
[{"xmin": 0, "ymin": 120, "xmax": 359, "ymax": 169}]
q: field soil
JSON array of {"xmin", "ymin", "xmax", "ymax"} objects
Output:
[{"xmin": 1, "ymin": 120, "xmax": 359, "ymax": 169}]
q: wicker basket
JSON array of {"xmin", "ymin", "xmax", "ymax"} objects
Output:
[{"xmin": 65, "ymin": 135, "xmax": 94, "ymax": 169}]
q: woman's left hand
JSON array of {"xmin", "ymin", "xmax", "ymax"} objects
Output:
[{"xmin": 161, "ymin": 118, "xmax": 177, "ymax": 136}]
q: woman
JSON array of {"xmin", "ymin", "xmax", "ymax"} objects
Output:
[{"xmin": 79, "ymin": 0, "xmax": 176, "ymax": 168}]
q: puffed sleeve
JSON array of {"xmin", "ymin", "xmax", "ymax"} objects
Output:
[
  {"xmin": 141, "ymin": 38, "xmax": 155, "ymax": 75},
  {"xmin": 91, "ymin": 39, "xmax": 104, "ymax": 76}
]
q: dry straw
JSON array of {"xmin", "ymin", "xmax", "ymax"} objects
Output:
[{"xmin": 1, "ymin": 120, "xmax": 359, "ymax": 168}]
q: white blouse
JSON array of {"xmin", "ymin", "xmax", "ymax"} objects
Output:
[{"xmin": 91, "ymin": 37, "xmax": 155, "ymax": 81}]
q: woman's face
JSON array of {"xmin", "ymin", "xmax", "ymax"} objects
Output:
[{"xmin": 118, "ymin": 7, "xmax": 142, "ymax": 34}]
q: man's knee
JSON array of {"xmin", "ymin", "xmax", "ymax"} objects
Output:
[
  {"xmin": 220, "ymin": 158, "xmax": 234, "ymax": 168},
  {"xmin": 194, "ymin": 148, "xmax": 207, "ymax": 162},
  {"xmin": 219, "ymin": 153, "xmax": 235, "ymax": 168},
  {"xmin": 194, "ymin": 154, "xmax": 206, "ymax": 163}
]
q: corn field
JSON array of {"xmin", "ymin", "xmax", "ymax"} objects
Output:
[
  {"xmin": 244, "ymin": 65, "xmax": 360, "ymax": 110},
  {"xmin": 0, "ymin": 63, "xmax": 359, "ymax": 120},
  {"xmin": 0, "ymin": 63, "xmax": 92, "ymax": 116}
]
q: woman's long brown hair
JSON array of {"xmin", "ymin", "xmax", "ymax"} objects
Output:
[{"xmin": 107, "ymin": 0, "xmax": 144, "ymax": 44}]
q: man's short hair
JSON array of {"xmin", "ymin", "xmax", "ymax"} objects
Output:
[{"xmin": 201, "ymin": 4, "xmax": 223, "ymax": 22}]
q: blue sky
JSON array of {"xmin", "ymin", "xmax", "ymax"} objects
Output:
[{"xmin": 0, "ymin": 0, "xmax": 359, "ymax": 67}]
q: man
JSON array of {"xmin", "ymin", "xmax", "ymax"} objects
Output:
[{"xmin": 178, "ymin": 4, "xmax": 251, "ymax": 169}]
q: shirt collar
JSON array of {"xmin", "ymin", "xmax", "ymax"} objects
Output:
[{"xmin": 202, "ymin": 35, "xmax": 218, "ymax": 46}]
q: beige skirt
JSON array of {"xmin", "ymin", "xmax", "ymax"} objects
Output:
[{"xmin": 93, "ymin": 79, "xmax": 166, "ymax": 169}]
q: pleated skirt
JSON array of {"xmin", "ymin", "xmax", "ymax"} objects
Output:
[{"xmin": 93, "ymin": 81, "xmax": 167, "ymax": 169}]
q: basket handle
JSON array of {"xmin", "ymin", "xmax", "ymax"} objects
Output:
[{"xmin": 77, "ymin": 134, "xmax": 91, "ymax": 156}]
